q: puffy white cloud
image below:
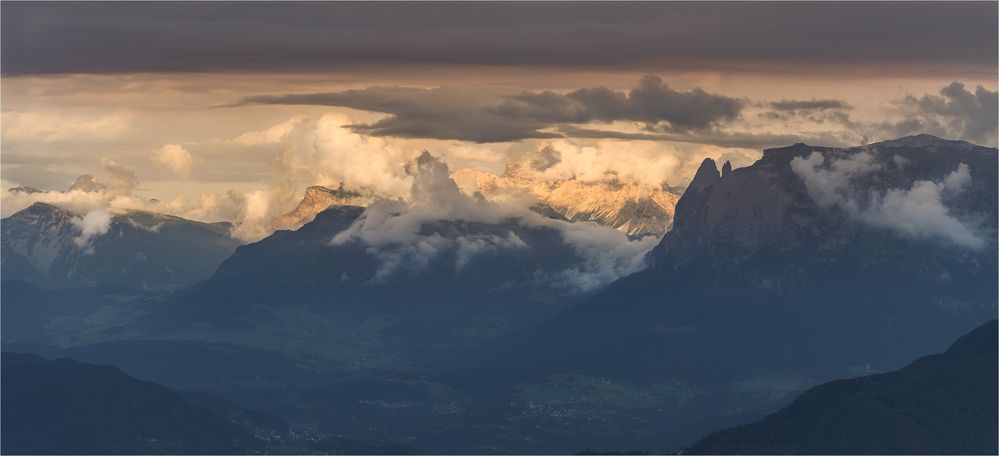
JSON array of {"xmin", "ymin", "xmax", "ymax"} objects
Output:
[
  {"xmin": 792, "ymin": 151, "xmax": 985, "ymax": 249},
  {"xmin": 279, "ymin": 113, "xmax": 417, "ymax": 198},
  {"xmin": 152, "ymin": 144, "xmax": 193, "ymax": 180},
  {"xmin": 790, "ymin": 151, "xmax": 881, "ymax": 210},
  {"xmin": 855, "ymin": 164, "xmax": 983, "ymax": 249},
  {"xmin": 508, "ymin": 138, "xmax": 758, "ymax": 190},
  {"xmin": 230, "ymin": 115, "xmax": 306, "ymax": 146},
  {"xmin": 71, "ymin": 208, "xmax": 112, "ymax": 253}
]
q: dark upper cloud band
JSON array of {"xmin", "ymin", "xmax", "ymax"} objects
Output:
[
  {"xmin": 2, "ymin": 2, "xmax": 996, "ymax": 75},
  {"xmin": 493, "ymin": 75, "xmax": 744, "ymax": 132},
  {"xmin": 769, "ymin": 99, "xmax": 852, "ymax": 112},
  {"xmin": 239, "ymin": 75, "xmax": 745, "ymax": 143},
  {"xmin": 240, "ymin": 77, "xmax": 998, "ymax": 148},
  {"xmin": 242, "ymin": 86, "xmax": 562, "ymax": 143}
]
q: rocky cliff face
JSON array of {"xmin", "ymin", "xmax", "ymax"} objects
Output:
[
  {"xmin": 1, "ymin": 203, "xmax": 242, "ymax": 290},
  {"xmin": 272, "ymin": 184, "xmax": 372, "ymax": 230},
  {"xmin": 651, "ymin": 135, "xmax": 998, "ymax": 294},
  {"xmin": 454, "ymin": 154, "xmax": 680, "ymax": 239}
]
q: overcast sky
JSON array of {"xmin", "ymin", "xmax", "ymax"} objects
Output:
[{"xmin": 1, "ymin": 2, "xmax": 996, "ymax": 233}]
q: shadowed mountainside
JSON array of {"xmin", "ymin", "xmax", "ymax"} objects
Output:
[
  {"xmin": 686, "ymin": 320, "xmax": 998, "ymax": 455},
  {"xmin": 1, "ymin": 203, "xmax": 241, "ymax": 290}
]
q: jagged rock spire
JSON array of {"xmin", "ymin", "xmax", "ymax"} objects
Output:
[{"xmin": 687, "ymin": 158, "xmax": 720, "ymax": 193}]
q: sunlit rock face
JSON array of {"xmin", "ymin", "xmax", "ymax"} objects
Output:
[
  {"xmin": 271, "ymin": 184, "xmax": 373, "ymax": 231},
  {"xmin": 67, "ymin": 175, "xmax": 106, "ymax": 193},
  {"xmin": 454, "ymin": 151, "xmax": 681, "ymax": 239}
]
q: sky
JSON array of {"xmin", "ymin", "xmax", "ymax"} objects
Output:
[{"xmin": 1, "ymin": 2, "xmax": 997, "ymax": 238}]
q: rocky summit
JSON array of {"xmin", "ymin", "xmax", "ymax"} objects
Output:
[{"xmin": 454, "ymin": 151, "xmax": 681, "ymax": 239}]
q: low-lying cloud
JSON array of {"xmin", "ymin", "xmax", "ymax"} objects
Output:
[
  {"xmin": 331, "ymin": 151, "xmax": 656, "ymax": 290},
  {"xmin": 791, "ymin": 151, "xmax": 985, "ymax": 249},
  {"xmin": 71, "ymin": 208, "xmax": 112, "ymax": 253}
]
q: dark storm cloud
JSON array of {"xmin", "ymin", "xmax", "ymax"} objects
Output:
[
  {"xmin": 241, "ymin": 86, "xmax": 561, "ymax": 143},
  {"xmin": 2, "ymin": 2, "xmax": 996, "ymax": 74},
  {"xmin": 760, "ymin": 98, "xmax": 857, "ymax": 127},
  {"xmin": 888, "ymin": 82, "xmax": 999, "ymax": 146},
  {"xmin": 770, "ymin": 99, "xmax": 852, "ymax": 112},
  {"xmin": 557, "ymin": 125, "xmax": 856, "ymax": 150},
  {"xmin": 239, "ymin": 75, "xmax": 744, "ymax": 142},
  {"xmin": 492, "ymin": 75, "xmax": 744, "ymax": 132}
]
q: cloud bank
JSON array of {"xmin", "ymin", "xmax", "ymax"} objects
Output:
[
  {"xmin": 493, "ymin": 75, "xmax": 744, "ymax": 133},
  {"xmin": 791, "ymin": 151, "xmax": 985, "ymax": 249},
  {"xmin": 239, "ymin": 78, "xmax": 997, "ymax": 149},
  {"xmin": 888, "ymin": 82, "xmax": 998, "ymax": 146},
  {"xmin": 331, "ymin": 151, "xmax": 656, "ymax": 290},
  {"xmin": 239, "ymin": 75, "xmax": 743, "ymax": 143}
]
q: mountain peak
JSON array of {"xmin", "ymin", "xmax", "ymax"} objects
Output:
[
  {"xmin": 68, "ymin": 175, "xmax": 106, "ymax": 193},
  {"xmin": 687, "ymin": 158, "xmax": 720, "ymax": 193},
  {"xmin": 19, "ymin": 202, "xmax": 70, "ymax": 217},
  {"xmin": 272, "ymin": 184, "xmax": 371, "ymax": 230},
  {"xmin": 302, "ymin": 184, "xmax": 361, "ymax": 204}
]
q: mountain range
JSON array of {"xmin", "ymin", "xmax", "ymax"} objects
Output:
[
  {"xmin": 484, "ymin": 135, "xmax": 997, "ymax": 383},
  {"xmin": 132, "ymin": 204, "xmax": 608, "ymax": 373},
  {"xmin": 1, "ymin": 202, "xmax": 241, "ymax": 290},
  {"xmin": 454, "ymin": 149, "xmax": 682, "ymax": 238},
  {"xmin": 267, "ymin": 150, "xmax": 682, "ymax": 240},
  {"xmin": 0, "ymin": 134, "xmax": 995, "ymax": 454}
]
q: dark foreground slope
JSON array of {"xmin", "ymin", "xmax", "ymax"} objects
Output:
[
  {"xmin": 0, "ymin": 352, "xmax": 261, "ymax": 454},
  {"xmin": 687, "ymin": 320, "xmax": 998, "ymax": 455}
]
